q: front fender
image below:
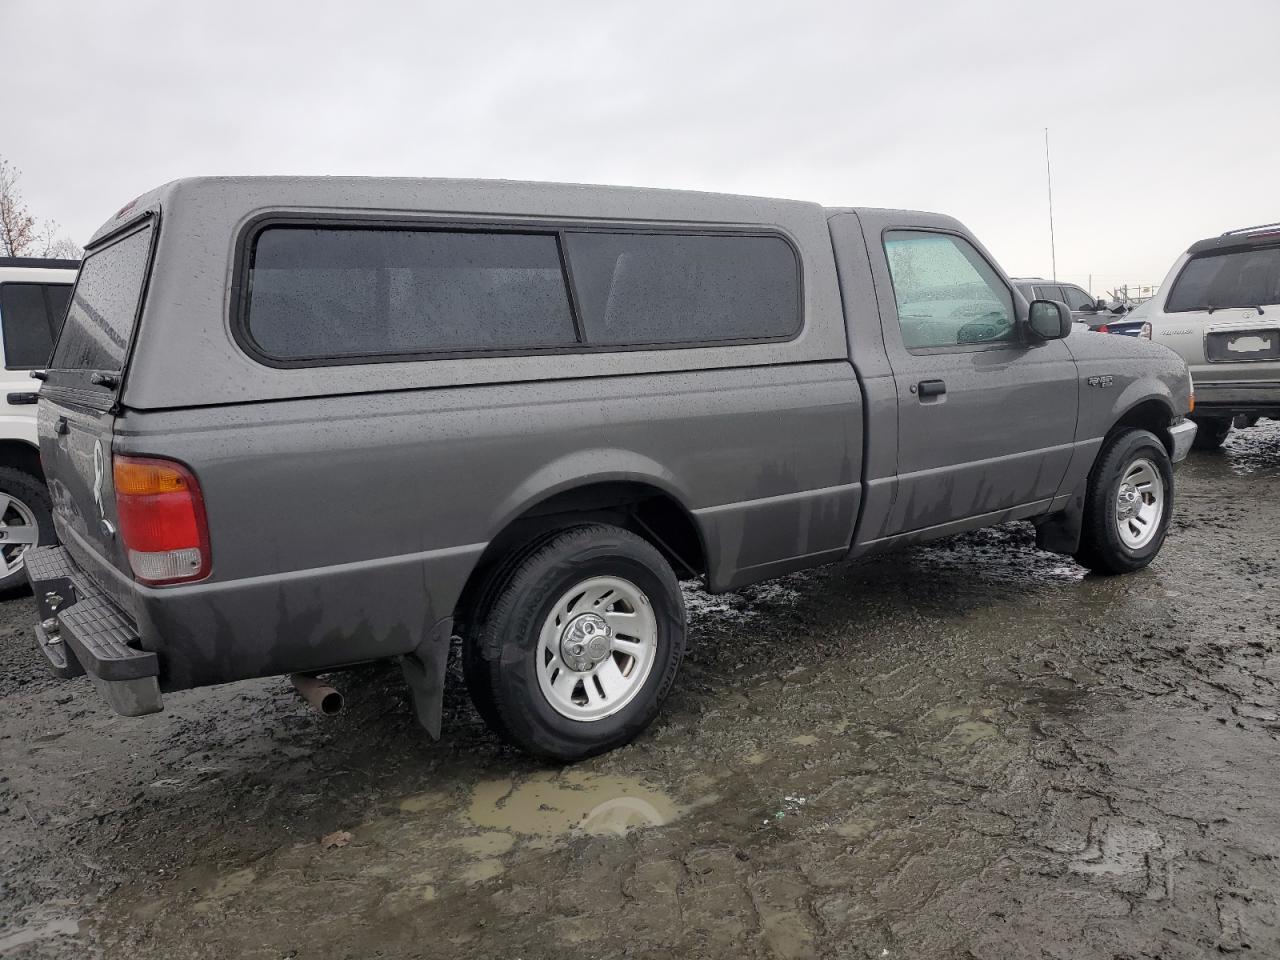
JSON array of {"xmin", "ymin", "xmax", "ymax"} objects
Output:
[
  {"xmin": 1067, "ymin": 335, "xmax": 1191, "ymax": 441},
  {"xmin": 1109, "ymin": 378, "xmax": 1176, "ymax": 427}
]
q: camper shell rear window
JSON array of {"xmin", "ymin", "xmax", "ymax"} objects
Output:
[{"xmin": 50, "ymin": 222, "xmax": 154, "ymax": 373}]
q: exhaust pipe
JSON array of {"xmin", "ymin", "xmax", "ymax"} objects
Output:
[{"xmin": 291, "ymin": 674, "xmax": 344, "ymax": 716}]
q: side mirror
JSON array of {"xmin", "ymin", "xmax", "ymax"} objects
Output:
[{"xmin": 1027, "ymin": 299, "xmax": 1072, "ymax": 340}]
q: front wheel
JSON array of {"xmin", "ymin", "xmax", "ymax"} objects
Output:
[
  {"xmin": 463, "ymin": 524, "xmax": 686, "ymax": 763},
  {"xmin": 1074, "ymin": 429, "xmax": 1174, "ymax": 575}
]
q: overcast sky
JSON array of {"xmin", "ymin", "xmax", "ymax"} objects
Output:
[{"xmin": 5, "ymin": 0, "xmax": 1277, "ymax": 294}]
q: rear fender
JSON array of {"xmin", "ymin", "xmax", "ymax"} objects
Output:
[{"xmin": 485, "ymin": 449, "xmax": 699, "ymax": 544}]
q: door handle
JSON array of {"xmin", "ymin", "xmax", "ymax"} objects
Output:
[
  {"xmin": 55, "ymin": 416, "xmax": 69, "ymax": 435},
  {"xmin": 6, "ymin": 392, "xmax": 38, "ymax": 405},
  {"xmin": 917, "ymin": 379, "xmax": 947, "ymax": 398}
]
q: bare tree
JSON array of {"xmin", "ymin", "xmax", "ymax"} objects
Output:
[
  {"xmin": 0, "ymin": 156, "xmax": 82, "ymax": 259},
  {"xmin": 33, "ymin": 219, "xmax": 82, "ymax": 259},
  {"xmin": 0, "ymin": 159, "xmax": 36, "ymax": 257}
]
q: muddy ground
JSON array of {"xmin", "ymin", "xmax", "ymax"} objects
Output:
[{"xmin": 2, "ymin": 424, "xmax": 1279, "ymax": 959}]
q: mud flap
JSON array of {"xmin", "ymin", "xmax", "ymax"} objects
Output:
[
  {"xmin": 89, "ymin": 674, "xmax": 163, "ymax": 717},
  {"xmin": 1033, "ymin": 483, "xmax": 1085, "ymax": 555},
  {"xmin": 399, "ymin": 617, "xmax": 453, "ymax": 740}
]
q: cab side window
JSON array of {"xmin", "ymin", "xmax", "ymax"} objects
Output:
[
  {"xmin": 1061, "ymin": 285, "xmax": 1095, "ymax": 311},
  {"xmin": 883, "ymin": 231, "xmax": 1015, "ymax": 350}
]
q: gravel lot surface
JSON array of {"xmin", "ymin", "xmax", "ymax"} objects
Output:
[{"xmin": 2, "ymin": 422, "xmax": 1279, "ymax": 959}]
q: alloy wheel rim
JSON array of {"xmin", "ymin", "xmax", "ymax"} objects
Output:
[
  {"xmin": 0, "ymin": 493, "xmax": 39, "ymax": 576},
  {"xmin": 536, "ymin": 575, "xmax": 657, "ymax": 722},
  {"xmin": 1114, "ymin": 457, "xmax": 1164, "ymax": 550}
]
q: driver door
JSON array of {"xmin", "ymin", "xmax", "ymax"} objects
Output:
[{"xmin": 864, "ymin": 221, "xmax": 1078, "ymax": 535}]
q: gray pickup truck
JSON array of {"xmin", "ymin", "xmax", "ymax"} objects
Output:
[{"xmin": 27, "ymin": 178, "xmax": 1195, "ymax": 761}]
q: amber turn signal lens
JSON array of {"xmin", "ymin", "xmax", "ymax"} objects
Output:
[{"xmin": 113, "ymin": 458, "xmax": 192, "ymax": 496}]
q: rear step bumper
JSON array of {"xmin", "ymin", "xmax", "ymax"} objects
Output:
[{"xmin": 26, "ymin": 545, "xmax": 163, "ymax": 717}]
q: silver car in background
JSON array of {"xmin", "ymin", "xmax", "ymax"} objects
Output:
[{"xmin": 1145, "ymin": 223, "xmax": 1280, "ymax": 449}]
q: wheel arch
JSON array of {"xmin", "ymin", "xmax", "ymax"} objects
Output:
[
  {"xmin": 453, "ymin": 465, "xmax": 708, "ymax": 635},
  {"xmin": 1107, "ymin": 395, "xmax": 1177, "ymax": 456},
  {"xmin": 0, "ymin": 440, "xmax": 43, "ymax": 479},
  {"xmin": 407, "ymin": 456, "xmax": 707, "ymax": 743}
]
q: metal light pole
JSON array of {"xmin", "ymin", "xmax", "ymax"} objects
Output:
[{"xmin": 1045, "ymin": 127, "xmax": 1057, "ymax": 282}]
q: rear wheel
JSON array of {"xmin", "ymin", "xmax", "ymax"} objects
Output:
[
  {"xmin": 463, "ymin": 524, "xmax": 685, "ymax": 762},
  {"xmin": 1190, "ymin": 416, "xmax": 1231, "ymax": 450},
  {"xmin": 1074, "ymin": 429, "xmax": 1174, "ymax": 575},
  {"xmin": 0, "ymin": 468, "xmax": 54, "ymax": 592}
]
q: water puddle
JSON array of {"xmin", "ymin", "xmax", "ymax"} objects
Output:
[
  {"xmin": 450, "ymin": 830, "xmax": 516, "ymax": 857},
  {"xmin": 0, "ymin": 917, "xmax": 80, "ymax": 952},
  {"xmin": 250, "ymin": 770, "xmax": 694, "ymax": 904},
  {"xmin": 465, "ymin": 770, "xmax": 682, "ymax": 838},
  {"xmin": 947, "ymin": 720, "xmax": 999, "ymax": 746}
]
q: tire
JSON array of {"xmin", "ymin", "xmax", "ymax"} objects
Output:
[
  {"xmin": 460, "ymin": 529, "xmax": 566, "ymax": 733},
  {"xmin": 1074, "ymin": 429, "xmax": 1174, "ymax": 575},
  {"xmin": 0, "ymin": 467, "xmax": 55, "ymax": 593},
  {"xmin": 1190, "ymin": 416, "xmax": 1231, "ymax": 451},
  {"xmin": 463, "ymin": 524, "xmax": 686, "ymax": 763}
]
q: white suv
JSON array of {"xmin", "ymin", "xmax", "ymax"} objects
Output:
[
  {"xmin": 1143, "ymin": 224, "xmax": 1280, "ymax": 449},
  {"xmin": 0, "ymin": 256, "xmax": 77, "ymax": 588}
]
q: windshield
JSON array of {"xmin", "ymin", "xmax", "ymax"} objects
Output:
[
  {"xmin": 1165, "ymin": 246, "xmax": 1280, "ymax": 313},
  {"xmin": 50, "ymin": 223, "xmax": 153, "ymax": 372}
]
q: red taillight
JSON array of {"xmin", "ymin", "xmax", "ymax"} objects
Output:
[
  {"xmin": 1097, "ymin": 324, "xmax": 1110, "ymax": 333},
  {"xmin": 113, "ymin": 455, "xmax": 211, "ymax": 585}
]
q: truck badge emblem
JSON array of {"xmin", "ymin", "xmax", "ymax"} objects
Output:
[{"xmin": 1087, "ymin": 375, "xmax": 1115, "ymax": 388}]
